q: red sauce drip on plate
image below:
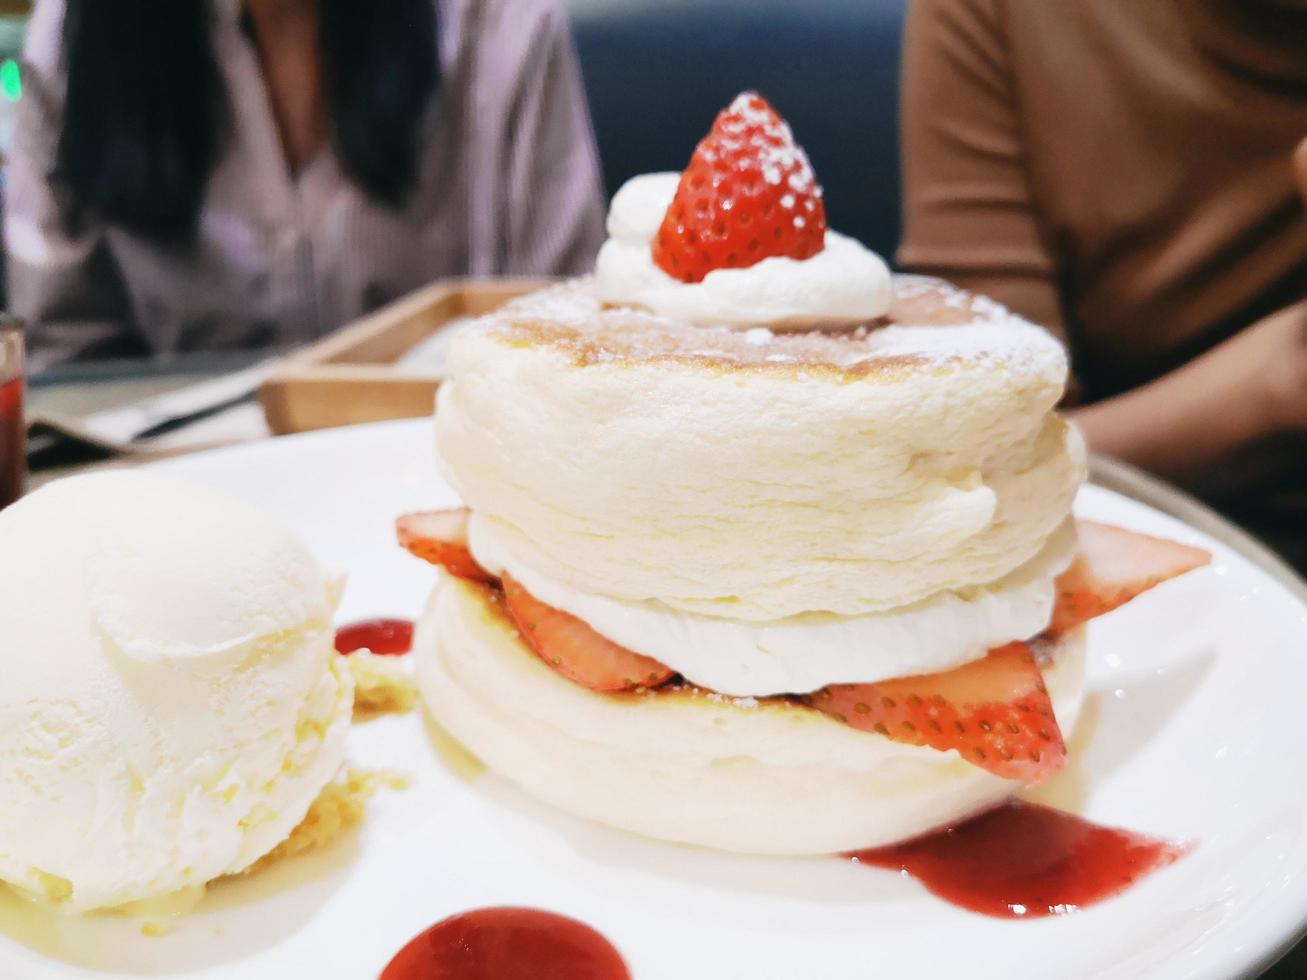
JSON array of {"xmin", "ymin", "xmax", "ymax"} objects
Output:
[
  {"xmin": 848, "ymin": 800, "xmax": 1190, "ymax": 918},
  {"xmin": 382, "ymin": 907, "xmax": 630, "ymax": 980},
  {"xmin": 334, "ymin": 618, "xmax": 414, "ymax": 656},
  {"xmin": 0, "ymin": 376, "xmax": 24, "ymax": 510}
]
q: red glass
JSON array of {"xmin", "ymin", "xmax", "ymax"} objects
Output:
[{"xmin": 0, "ymin": 324, "xmax": 23, "ymax": 510}]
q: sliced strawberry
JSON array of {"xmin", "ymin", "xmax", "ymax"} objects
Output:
[
  {"xmin": 501, "ymin": 574, "xmax": 676, "ymax": 693},
  {"xmin": 653, "ymin": 91, "xmax": 827, "ymax": 283},
  {"xmin": 1050, "ymin": 521, "xmax": 1211, "ymax": 636},
  {"xmin": 808, "ymin": 642, "xmax": 1065, "ymax": 783},
  {"xmin": 395, "ymin": 508, "xmax": 494, "ymax": 582}
]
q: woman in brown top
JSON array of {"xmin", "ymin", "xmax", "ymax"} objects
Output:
[
  {"xmin": 7, "ymin": 0, "xmax": 605, "ymax": 372},
  {"xmin": 899, "ymin": 0, "xmax": 1307, "ymax": 569}
]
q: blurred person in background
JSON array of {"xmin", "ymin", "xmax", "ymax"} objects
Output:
[
  {"xmin": 899, "ymin": 0, "xmax": 1307, "ymax": 570},
  {"xmin": 6, "ymin": 0, "xmax": 604, "ymax": 371}
]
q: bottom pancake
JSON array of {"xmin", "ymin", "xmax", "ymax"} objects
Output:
[{"xmin": 414, "ymin": 573, "xmax": 1088, "ymax": 855}]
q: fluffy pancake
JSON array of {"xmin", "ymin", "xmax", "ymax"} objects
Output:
[
  {"xmin": 415, "ymin": 574, "xmax": 1087, "ymax": 855},
  {"xmin": 435, "ymin": 277, "xmax": 1086, "ymax": 620}
]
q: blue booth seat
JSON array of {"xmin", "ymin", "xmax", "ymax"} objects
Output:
[{"xmin": 567, "ymin": 0, "xmax": 907, "ymax": 260}]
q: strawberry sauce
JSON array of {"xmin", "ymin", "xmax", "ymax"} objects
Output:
[
  {"xmin": 334, "ymin": 618, "xmax": 414, "ymax": 656},
  {"xmin": 381, "ymin": 907, "xmax": 630, "ymax": 980},
  {"xmin": 849, "ymin": 801, "xmax": 1189, "ymax": 918},
  {"xmin": 0, "ymin": 375, "xmax": 23, "ymax": 510}
]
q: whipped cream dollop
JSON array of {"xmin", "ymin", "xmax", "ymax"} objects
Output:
[
  {"xmin": 468, "ymin": 514, "xmax": 1077, "ymax": 698},
  {"xmin": 593, "ymin": 172, "xmax": 892, "ymax": 329}
]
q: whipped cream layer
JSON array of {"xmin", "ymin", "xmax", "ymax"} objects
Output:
[
  {"xmin": 470, "ymin": 514, "xmax": 1076, "ymax": 697},
  {"xmin": 593, "ymin": 172, "xmax": 891, "ymax": 329}
]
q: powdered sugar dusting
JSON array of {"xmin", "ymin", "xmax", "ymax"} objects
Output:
[
  {"xmin": 705, "ymin": 691, "xmax": 760, "ymax": 709},
  {"xmin": 716, "ymin": 92, "xmax": 819, "ymax": 199},
  {"xmin": 475, "ymin": 277, "xmax": 1067, "ymax": 383}
]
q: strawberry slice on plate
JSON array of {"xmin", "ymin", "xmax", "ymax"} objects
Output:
[
  {"xmin": 502, "ymin": 574, "xmax": 676, "ymax": 693},
  {"xmin": 808, "ymin": 642, "xmax": 1065, "ymax": 783},
  {"xmin": 396, "ymin": 508, "xmax": 494, "ymax": 583},
  {"xmin": 653, "ymin": 91, "xmax": 827, "ymax": 283},
  {"xmin": 1050, "ymin": 521, "xmax": 1211, "ymax": 636}
]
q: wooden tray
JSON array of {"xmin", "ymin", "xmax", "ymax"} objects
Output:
[{"xmin": 259, "ymin": 278, "xmax": 550, "ymax": 435}]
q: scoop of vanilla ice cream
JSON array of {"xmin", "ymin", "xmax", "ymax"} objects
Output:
[
  {"xmin": 593, "ymin": 172, "xmax": 891, "ymax": 328},
  {"xmin": 0, "ymin": 472, "xmax": 353, "ymax": 912}
]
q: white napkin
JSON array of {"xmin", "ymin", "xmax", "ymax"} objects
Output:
[{"xmin": 27, "ymin": 361, "xmax": 274, "ymax": 457}]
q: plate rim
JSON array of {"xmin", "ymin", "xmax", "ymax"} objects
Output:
[{"xmin": 64, "ymin": 420, "xmax": 1307, "ymax": 979}]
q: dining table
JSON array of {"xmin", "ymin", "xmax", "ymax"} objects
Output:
[
  {"xmin": 26, "ymin": 352, "xmax": 274, "ymax": 488},
  {"xmin": 17, "ymin": 355, "xmax": 1307, "ymax": 980}
]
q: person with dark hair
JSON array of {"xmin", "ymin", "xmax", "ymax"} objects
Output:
[
  {"xmin": 6, "ymin": 0, "xmax": 605, "ymax": 371},
  {"xmin": 899, "ymin": 0, "xmax": 1307, "ymax": 570}
]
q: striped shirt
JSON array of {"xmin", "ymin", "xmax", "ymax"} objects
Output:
[{"xmin": 6, "ymin": 0, "xmax": 607, "ymax": 371}]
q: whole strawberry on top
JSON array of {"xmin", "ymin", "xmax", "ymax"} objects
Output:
[
  {"xmin": 653, "ymin": 92, "xmax": 828, "ymax": 283},
  {"xmin": 592, "ymin": 92, "xmax": 891, "ymax": 330}
]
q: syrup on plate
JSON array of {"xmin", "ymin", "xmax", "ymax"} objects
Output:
[
  {"xmin": 334, "ymin": 618, "xmax": 414, "ymax": 656},
  {"xmin": 0, "ymin": 375, "xmax": 23, "ymax": 510},
  {"xmin": 849, "ymin": 800, "xmax": 1189, "ymax": 918},
  {"xmin": 382, "ymin": 907, "xmax": 630, "ymax": 980}
]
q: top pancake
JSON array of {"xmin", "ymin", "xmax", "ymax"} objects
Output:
[
  {"xmin": 435, "ymin": 275, "xmax": 1086, "ymax": 621},
  {"xmin": 479, "ymin": 276, "xmax": 1063, "ymax": 380}
]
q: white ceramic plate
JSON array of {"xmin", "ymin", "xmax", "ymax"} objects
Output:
[{"xmin": 3, "ymin": 419, "xmax": 1305, "ymax": 980}]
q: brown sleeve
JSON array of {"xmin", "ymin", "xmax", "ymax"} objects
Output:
[
  {"xmin": 895, "ymin": 0, "xmax": 1066, "ymax": 342},
  {"xmin": 1295, "ymin": 135, "xmax": 1307, "ymax": 201}
]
